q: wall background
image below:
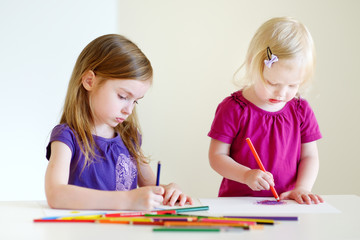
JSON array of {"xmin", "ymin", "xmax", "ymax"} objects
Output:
[
  {"xmin": 0, "ymin": 0, "xmax": 118, "ymax": 200},
  {"xmin": 0, "ymin": 0, "xmax": 359, "ymax": 200},
  {"xmin": 120, "ymin": 0, "xmax": 360, "ymax": 198}
]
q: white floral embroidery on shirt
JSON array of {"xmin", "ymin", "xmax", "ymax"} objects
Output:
[{"xmin": 115, "ymin": 153, "xmax": 137, "ymax": 191}]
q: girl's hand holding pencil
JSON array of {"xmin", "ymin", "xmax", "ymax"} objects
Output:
[
  {"xmin": 155, "ymin": 161, "xmax": 193, "ymax": 207},
  {"xmin": 162, "ymin": 183, "xmax": 193, "ymax": 207},
  {"xmin": 127, "ymin": 186, "xmax": 165, "ymax": 210},
  {"xmin": 244, "ymin": 169, "xmax": 275, "ymax": 191},
  {"xmin": 245, "ymin": 138, "xmax": 280, "ymax": 201}
]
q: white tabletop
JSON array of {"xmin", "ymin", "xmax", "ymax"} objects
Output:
[{"xmin": 1, "ymin": 195, "xmax": 359, "ymax": 240}]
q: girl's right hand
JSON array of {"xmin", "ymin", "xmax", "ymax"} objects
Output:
[
  {"xmin": 127, "ymin": 186, "xmax": 164, "ymax": 210},
  {"xmin": 244, "ymin": 169, "xmax": 275, "ymax": 191}
]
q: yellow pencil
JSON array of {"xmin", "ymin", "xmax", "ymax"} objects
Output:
[
  {"xmin": 98, "ymin": 217, "xmax": 152, "ymax": 222},
  {"xmin": 60, "ymin": 214, "xmax": 103, "ymax": 220}
]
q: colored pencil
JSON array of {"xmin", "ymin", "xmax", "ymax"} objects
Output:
[
  {"xmin": 145, "ymin": 214, "xmax": 256, "ymax": 225},
  {"xmin": 156, "ymin": 161, "xmax": 161, "ymax": 186},
  {"xmin": 39, "ymin": 212, "xmax": 106, "ymax": 220},
  {"xmin": 96, "ymin": 219, "xmax": 130, "ymax": 224},
  {"xmin": 150, "ymin": 217, "xmax": 198, "ymax": 222},
  {"xmin": 180, "ymin": 214, "xmax": 274, "ymax": 225},
  {"xmin": 145, "ymin": 214, "xmax": 199, "ymax": 219},
  {"xmin": 33, "ymin": 219, "xmax": 95, "ymax": 223},
  {"xmin": 132, "ymin": 221, "xmax": 165, "ymax": 226},
  {"xmin": 224, "ymin": 216, "xmax": 298, "ymax": 221},
  {"xmin": 172, "ymin": 205, "xmax": 210, "ymax": 213},
  {"xmin": 153, "ymin": 227, "xmax": 221, "ymax": 232},
  {"xmin": 163, "ymin": 221, "xmax": 250, "ymax": 229},
  {"xmin": 205, "ymin": 216, "xmax": 274, "ymax": 225},
  {"xmin": 97, "ymin": 219, "xmax": 165, "ymax": 225},
  {"xmin": 105, "ymin": 209, "xmax": 176, "ymax": 217},
  {"xmin": 199, "ymin": 218, "xmax": 256, "ymax": 226},
  {"xmin": 60, "ymin": 214, "xmax": 103, "ymax": 220},
  {"xmin": 98, "ymin": 217, "xmax": 152, "ymax": 222},
  {"xmin": 246, "ymin": 137, "xmax": 280, "ymax": 201},
  {"xmin": 153, "ymin": 226, "xmax": 245, "ymax": 232},
  {"xmin": 178, "ymin": 213, "xmax": 297, "ymax": 221}
]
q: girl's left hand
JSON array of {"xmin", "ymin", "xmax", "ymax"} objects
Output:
[
  {"xmin": 162, "ymin": 183, "xmax": 193, "ymax": 206},
  {"xmin": 280, "ymin": 187, "xmax": 324, "ymax": 204}
]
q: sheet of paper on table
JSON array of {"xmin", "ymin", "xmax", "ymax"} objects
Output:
[{"xmin": 200, "ymin": 197, "xmax": 340, "ymax": 215}]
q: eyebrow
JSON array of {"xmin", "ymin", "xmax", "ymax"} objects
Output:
[
  {"xmin": 264, "ymin": 78, "xmax": 300, "ymax": 85},
  {"xmin": 118, "ymin": 87, "xmax": 145, "ymax": 100}
]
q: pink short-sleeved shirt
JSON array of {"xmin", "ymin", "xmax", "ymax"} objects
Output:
[{"xmin": 208, "ymin": 91, "xmax": 322, "ymax": 197}]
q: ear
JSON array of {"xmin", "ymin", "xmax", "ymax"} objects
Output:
[{"xmin": 82, "ymin": 70, "xmax": 96, "ymax": 91}]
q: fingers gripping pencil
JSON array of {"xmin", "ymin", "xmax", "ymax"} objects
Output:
[{"xmin": 245, "ymin": 138, "xmax": 280, "ymax": 201}]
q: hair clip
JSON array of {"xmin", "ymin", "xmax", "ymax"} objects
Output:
[{"xmin": 264, "ymin": 47, "xmax": 278, "ymax": 68}]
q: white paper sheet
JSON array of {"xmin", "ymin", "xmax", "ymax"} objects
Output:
[{"xmin": 199, "ymin": 197, "xmax": 340, "ymax": 215}]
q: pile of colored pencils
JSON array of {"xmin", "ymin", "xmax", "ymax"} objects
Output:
[{"xmin": 34, "ymin": 206, "xmax": 297, "ymax": 232}]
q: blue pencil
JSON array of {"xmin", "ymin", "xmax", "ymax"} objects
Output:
[{"xmin": 156, "ymin": 161, "xmax": 161, "ymax": 186}]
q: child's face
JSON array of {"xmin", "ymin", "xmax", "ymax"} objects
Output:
[
  {"xmin": 253, "ymin": 58, "xmax": 304, "ymax": 111},
  {"xmin": 89, "ymin": 78, "xmax": 151, "ymax": 133}
]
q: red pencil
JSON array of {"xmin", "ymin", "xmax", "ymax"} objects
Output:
[
  {"xmin": 33, "ymin": 219, "xmax": 95, "ymax": 223},
  {"xmin": 245, "ymin": 138, "xmax": 280, "ymax": 201}
]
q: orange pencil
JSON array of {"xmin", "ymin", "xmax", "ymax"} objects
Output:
[{"xmin": 245, "ymin": 138, "xmax": 280, "ymax": 201}]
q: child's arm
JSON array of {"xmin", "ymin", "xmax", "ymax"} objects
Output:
[
  {"xmin": 45, "ymin": 141, "xmax": 164, "ymax": 210},
  {"xmin": 209, "ymin": 139, "xmax": 275, "ymax": 191},
  {"xmin": 279, "ymin": 141, "xmax": 324, "ymax": 204},
  {"xmin": 137, "ymin": 162, "xmax": 193, "ymax": 206}
]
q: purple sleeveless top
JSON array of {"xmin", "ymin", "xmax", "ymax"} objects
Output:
[
  {"xmin": 46, "ymin": 124, "xmax": 138, "ymax": 191},
  {"xmin": 208, "ymin": 91, "xmax": 322, "ymax": 197}
]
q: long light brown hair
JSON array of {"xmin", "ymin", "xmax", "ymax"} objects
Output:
[{"xmin": 60, "ymin": 34, "xmax": 153, "ymax": 170}]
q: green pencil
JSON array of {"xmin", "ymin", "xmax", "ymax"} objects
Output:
[
  {"xmin": 173, "ymin": 206, "xmax": 210, "ymax": 213},
  {"xmin": 153, "ymin": 227, "xmax": 245, "ymax": 232}
]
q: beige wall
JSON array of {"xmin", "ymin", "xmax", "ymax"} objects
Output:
[
  {"xmin": 119, "ymin": 0, "xmax": 360, "ymax": 198},
  {"xmin": 4, "ymin": 0, "xmax": 358, "ymax": 201}
]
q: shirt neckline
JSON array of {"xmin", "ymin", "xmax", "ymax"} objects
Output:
[{"xmin": 236, "ymin": 90, "xmax": 292, "ymax": 116}]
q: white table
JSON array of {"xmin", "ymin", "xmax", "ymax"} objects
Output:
[{"xmin": 1, "ymin": 195, "xmax": 359, "ymax": 240}]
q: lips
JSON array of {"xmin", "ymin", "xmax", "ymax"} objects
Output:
[
  {"xmin": 269, "ymin": 99, "xmax": 282, "ymax": 104},
  {"xmin": 116, "ymin": 117, "xmax": 125, "ymax": 123}
]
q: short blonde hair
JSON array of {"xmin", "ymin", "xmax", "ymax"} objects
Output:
[{"xmin": 235, "ymin": 17, "xmax": 316, "ymax": 95}]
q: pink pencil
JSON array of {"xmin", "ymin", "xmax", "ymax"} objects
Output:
[{"xmin": 245, "ymin": 138, "xmax": 280, "ymax": 201}]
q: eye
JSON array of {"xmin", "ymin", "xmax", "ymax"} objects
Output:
[
  {"xmin": 118, "ymin": 94, "xmax": 127, "ymax": 100},
  {"xmin": 267, "ymin": 80, "xmax": 276, "ymax": 86},
  {"xmin": 134, "ymin": 100, "xmax": 139, "ymax": 105}
]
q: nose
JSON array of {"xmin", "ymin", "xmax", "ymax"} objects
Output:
[
  {"xmin": 275, "ymin": 86, "xmax": 287, "ymax": 98},
  {"xmin": 121, "ymin": 102, "xmax": 134, "ymax": 115}
]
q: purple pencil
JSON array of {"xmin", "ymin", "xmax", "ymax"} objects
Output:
[{"xmin": 224, "ymin": 216, "xmax": 298, "ymax": 221}]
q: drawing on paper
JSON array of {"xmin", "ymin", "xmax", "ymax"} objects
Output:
[{"xmin": 256, "ymin": 200, "xmax": 287, "ymax": 205}]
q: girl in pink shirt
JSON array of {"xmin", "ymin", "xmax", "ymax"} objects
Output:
[{"xmin": 208, "ymin": 17, "xmax": 323, "ymax": 204}]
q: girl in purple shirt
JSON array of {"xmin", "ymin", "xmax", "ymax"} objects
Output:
[
  {"xmin": 208, "ymin": 17, "xmax": 323, "ymax": 204},
  {"xmin": 45, "ymin": 34, "xmax": 192, "ymax": 210}
]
